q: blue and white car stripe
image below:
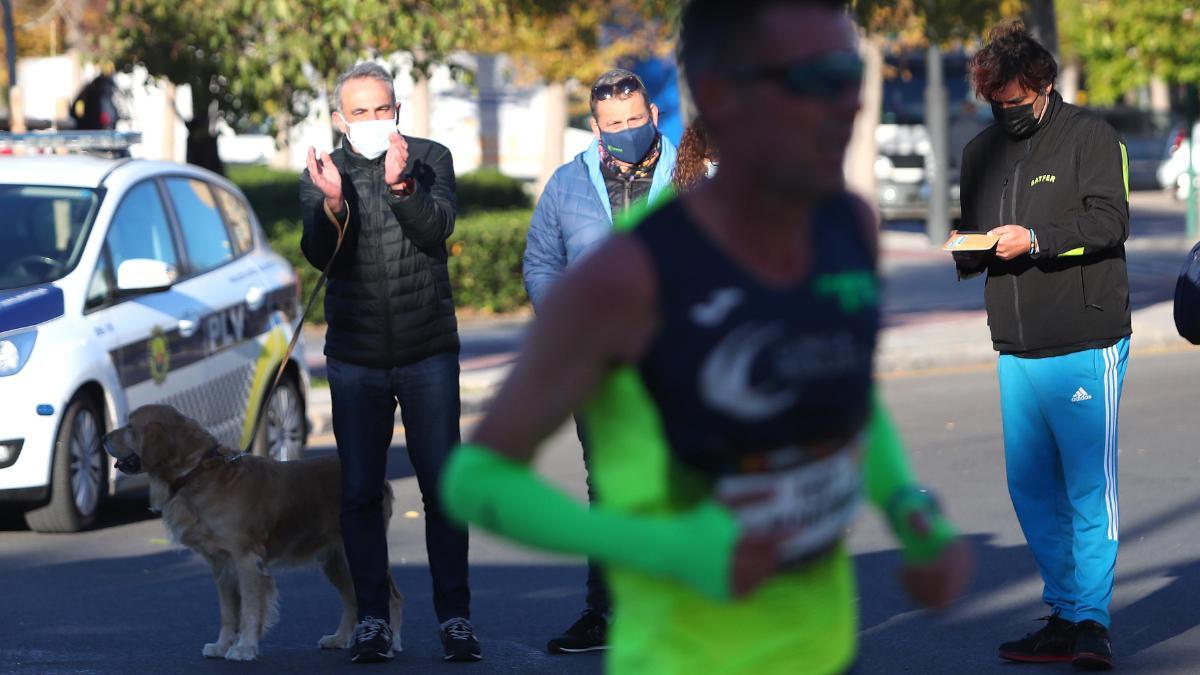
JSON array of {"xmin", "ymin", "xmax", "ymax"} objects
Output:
[{"xmin": 0, "ymin": 285, "xmax": 64, "ymax": 334}]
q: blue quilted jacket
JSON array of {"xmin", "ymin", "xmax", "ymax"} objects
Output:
[{"xmin": 523, "ymin": 135, "xmax": 677, "ymax": 311}]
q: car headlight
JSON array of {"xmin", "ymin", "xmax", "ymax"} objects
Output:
[{"xmin": 0, "ymin": 329, "xmax": 37, "ymax": 377}]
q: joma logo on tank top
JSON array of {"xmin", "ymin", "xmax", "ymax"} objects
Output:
[{"xmin": 699, "ymin": 322, "xmax": 872, "ymax": 421}]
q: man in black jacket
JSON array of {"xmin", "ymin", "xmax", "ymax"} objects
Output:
[
  {"xmin": 300, "ymin": 62, "xmax": 479, "ymax": 664},
  {"xmin": 956, "ymin": 22, "xmax": 1129, "ymax": 671}
]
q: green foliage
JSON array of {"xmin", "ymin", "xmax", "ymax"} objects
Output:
[
  {"xmin": 1057, "ymin": 0, "xmax": 1200, "ymax": 106},
  {"xmin": 853, "ymin": 0, "xmax": 1023, "ymax": 45},
  {"xmin": 489, "ymin": 0, "xmax": 677, "ymax": 85},
  {"xmin": 229, "ymin": 164, "xmax": 531, "ymax": 322},
  {"xmin": 456, "ymin": 169, "xmax": 531, "ymax": 214},
  {"xmin": 226, "ymin": 164, "xmax": 301, "ymax": 236},
  {"xmin": 104, "ymin": 1, "xmax": 497, "ymax": 139},
  {"xmin": 448, "ymin": 210, "xmax": 532, "ymax": 314}
]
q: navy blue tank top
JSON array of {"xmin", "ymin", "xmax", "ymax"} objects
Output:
[{"xmin": 631, "ymin": 194, "xmax": 879, "ymax": 477}]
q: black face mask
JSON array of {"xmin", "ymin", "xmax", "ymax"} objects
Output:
[{"xmin": 992, "ymin": 94, "xmax": 1047, "ymax": 139}]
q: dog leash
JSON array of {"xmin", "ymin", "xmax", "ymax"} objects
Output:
[{"xmin": 240, "ymin": 201, "xmax": 349, "ymax": 456}]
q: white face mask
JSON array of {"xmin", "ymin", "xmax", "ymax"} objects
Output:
[
  {"xmin": 340, "ymin": 116, "xmax": 397, "ymax": 160},
  {"xmin": 705, "ymin": 160, "xmax": 719, "ymax": 179}
]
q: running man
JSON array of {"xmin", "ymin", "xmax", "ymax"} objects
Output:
[{"xmin": 441, "ymin": 1, "xmax": 971, "ymax": 673}]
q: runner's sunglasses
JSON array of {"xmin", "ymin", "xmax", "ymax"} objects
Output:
[
  {"xmin": 591, "ymin": 75, "xmax": 645, "ymax": 102},
  {"xmin": 731, "ymin": 52, "xmax": 864, "ymax": 97}
]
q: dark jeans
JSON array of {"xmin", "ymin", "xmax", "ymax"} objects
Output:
[
  {"xmin": 327, "ymin": 352, "xmax": 469, "ymax": 623},
  {"xmin": 575, "ymin": 416, "xmax": 611, "ymax": 615}
]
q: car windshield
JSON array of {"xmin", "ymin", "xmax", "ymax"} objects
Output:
[{"xmin": 0, "ymin": 185, "xmax": 100, "ymax": 290}]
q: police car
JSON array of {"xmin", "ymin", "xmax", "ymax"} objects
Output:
[{"xmin": 0, "ymin": 132, "xmax": 310, "ymax": 532}]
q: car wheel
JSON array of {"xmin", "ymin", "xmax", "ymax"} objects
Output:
[
  {"xmin": 253, "ymin": 375, "xmax": 306, "ymax": 462},
  {"xmin": 24, "ymin": 395, "xmax": 104, "ymax": 533}
]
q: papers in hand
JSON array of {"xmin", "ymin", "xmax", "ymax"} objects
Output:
[{"xmin": 942, "ymin": 230, "xmax": 999, "ymax": 252}]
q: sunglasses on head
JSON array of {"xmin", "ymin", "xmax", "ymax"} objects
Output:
[
  {"xmin": 591, "ymin": 75, "xmax": 644, "ymax": 103},
  {"xmin": 733, "ymin": 52, "xmax": 864, "ymax": 97}
]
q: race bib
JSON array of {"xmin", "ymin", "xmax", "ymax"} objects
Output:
[{"xmin": 715, "ymin": 443, "xmax": 862, "ymax": 568}]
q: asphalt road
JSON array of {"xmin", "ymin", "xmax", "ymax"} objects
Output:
[{"xmin": 1, "ymin": 349, "xmax": 1197, "ymax": 674}]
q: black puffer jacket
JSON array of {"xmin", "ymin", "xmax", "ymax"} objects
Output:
[{"xmin": 300, "ymin": 137, "xmax": 459, "ymax": 368}]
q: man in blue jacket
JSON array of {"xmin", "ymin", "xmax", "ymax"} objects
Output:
[{"xmin": 522, "ymin": 68, "xmax": 677, "ymax": 654}]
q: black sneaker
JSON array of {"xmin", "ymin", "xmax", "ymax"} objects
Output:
[
  {"xmin": 999, "ymin": 614, "xmax": 1076, "ymax": 663},
  {"xmin": 547, "ymin": 610, "xmax": 608, "ymax": 654},
  {"xmin": 350, "ymin": 617, "xmax": 394, "ymax": 663},
  {"xmin": 1072, "ymin": 620, "xmax": 1114, "ymax": 671},
  {"xmin": 440, "ymin": 617, "xmax": 482, "ymax": 662}
]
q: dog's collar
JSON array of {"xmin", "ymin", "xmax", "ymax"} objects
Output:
[{"xmin": 168, "ymin": 444, "xmax": 245, "ymax": 498}]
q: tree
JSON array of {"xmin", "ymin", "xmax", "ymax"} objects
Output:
[
  {"xmin": 105, "ymin": 0, "xmax": 263, "ymax": 173},
  {"xmin": 228, "ymin": 0, "xmax": 375, "ymax": 166},
  {"xmin": 364, "ymin": 1, "xmax": 499, "ymax": 138},
  {"xmin": 105, "ymin": 0, "xmax": 495, "ymax": 172},
  {"xmin": 1057, "ymin": 0, "xmax": 1200, "ymax": 106}
]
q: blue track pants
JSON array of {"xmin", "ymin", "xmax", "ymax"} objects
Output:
[{"xmin": 998, "ymin": 337, "xmax": 1129, "ymax": 627}]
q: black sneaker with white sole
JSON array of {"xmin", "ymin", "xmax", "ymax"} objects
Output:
[
  {"xmin": 998, "ymin": 614, "xmax": 1076, "ymax": 663},
  {"xmin": 440, "ymin": 617, "xmax": 482, "ymax": 662},
  {"xmin": 1072, "ymin": 620, "xmax": 1114, "ymax": 671},
  {"xmin": 547, "ymin": 610, "xmax": 608, "ymax": 654},
  {"xmin": 350, "ymin": 617, "xmax": 394, "ymax": 663}
]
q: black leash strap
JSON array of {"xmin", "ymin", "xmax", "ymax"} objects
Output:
[{"xmin": 241, "ymin": 203, "xmax": 348, "ymax": 455}]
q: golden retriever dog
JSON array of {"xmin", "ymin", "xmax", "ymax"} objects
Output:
[{"xmin": 104, "ymin": 404, "xmax": 402, "ymax": 661}]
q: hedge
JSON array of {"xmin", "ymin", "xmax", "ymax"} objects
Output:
[
  {"xmin": 227, "ymin": 165, "xmax": 533, "ymax": 323},
  {"xmin": 447, "ymin": 209, "xmax": 532, "ymax": 313},
  {"xmin": 456, "ymin": 167, "xmax": 532, "ymax": 213}
]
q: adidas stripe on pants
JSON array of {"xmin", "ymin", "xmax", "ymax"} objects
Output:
[{"xmin": 997, "ymin": 337, "xmax": 1129, "ymax": 627}]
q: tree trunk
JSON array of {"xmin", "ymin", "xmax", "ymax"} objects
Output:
[
  {"xmin": 186, "ymin": 84, "xmax": 224, "ymax": 175},
  {"xmin": 925, "ymin": 44, "xmax": 950, "ymax": 244},
  {"xmin": 1022, "ymin": 0, "xmax": 1059, "ymax": 57},
  {"xmin": 270, "ymin": 108, "xmax": 292, "ymax": 170},
  {"xmin": 162, "ymin": 80, "xmax": 177, "ymax": 161},
  {"xmin": 1058, "ymin": 58, "xmax": 1081, "ymax": 104},
  {"xmin": 1150, "ymin": 77, "xmax": 1170, "ymax": 115},
  {"xmin": 2, "ymin": 0, "xmax": 16, "ymax": 117},
  {"xmin": 476, "ymin": 54, "xmax": 500, "ymax": 168},
  {"xmin": 410, "ymin": 68, "xmax": 432, "ymax": 139},
  {"xmin": 537, "ymin": 81, "xmax": 567, "ymax": 198},
  {"xmin": 845, "ymin": 33, "xmax": 883, "ymax": 207}
]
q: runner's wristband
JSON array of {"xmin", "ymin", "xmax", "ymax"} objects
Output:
[
  {"xmin": 440, "ymin": 442, "xmax": 739, "ymax": 600},
  {"xmin": 885, "ymin": 486, "xmax": 958, "ymax": 565},
  {"xmin": 864, "ymin": 389, "xmax": 958, "ymax": 564}
]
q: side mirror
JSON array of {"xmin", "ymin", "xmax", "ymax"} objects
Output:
[{"xmin": 115, "ymin": 258, "xmax": 176, "ymax": 295}]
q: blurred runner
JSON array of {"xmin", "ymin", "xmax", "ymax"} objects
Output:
[{"xmin": 443, "ymin": 1, "xmax": 971, "ymax": 673}]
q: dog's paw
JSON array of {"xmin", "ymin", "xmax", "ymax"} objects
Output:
[
  {"xmin": 224, "ymin": 644, "xmax": 259, "ymax": 661},
  {"xmin": 318, "ymin": 633, "xmax": 353, "ymax": 650},
  {"xmin": 202, "ymin": 642, "xmax": 230, "ymax": 658}
]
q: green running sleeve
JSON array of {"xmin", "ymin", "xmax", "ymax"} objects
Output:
[
  {"xmin": 441, "ymin": 442, "xmax": 739, "ymax": 600},
  {"xmin": 864, "ymin": 389, "xmax": 959, "ymax": 564}
]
